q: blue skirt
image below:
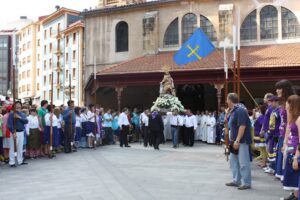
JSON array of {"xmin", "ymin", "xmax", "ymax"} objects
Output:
[
  {"xmin": 75, "ymin": 127, "xmax": 82, "ymax": 142},
  {"xmin": 275, "ymin": 136, "xmax": 284, "ymax": 179},
  {"xmin": 283, "ymin": 153, "xmax": 299, "ymax": 190},
  {"xmin": 44, "ymin": 126, "xmax": 59, "ymax": 147},
  {"xmin": 84, "ymin": 121, "xmax": 95, "ymax": 135}
]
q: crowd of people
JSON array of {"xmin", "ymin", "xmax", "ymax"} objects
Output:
[
  {"xmin": 225, "ymin": 79, "xmax": 300, "ymax": 200},
  {"xmin": 1, "ymin": 79, "xmax": 300, "ymax": 199}
]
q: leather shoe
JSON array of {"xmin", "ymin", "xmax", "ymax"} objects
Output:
[
  {"xmin": 238, "ymin": 185, "xmax": 251, "ymax": 190},
  {"xmin": 225, "ymin": 182, "xmax": 240, "ymax": 187}
]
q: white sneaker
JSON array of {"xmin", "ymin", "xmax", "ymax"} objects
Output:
[
  {"xmin": 263, "ymin": 167, "xmax": 269, "ymax": 171},
  {"xmin": 264, "ymin": 168, "xmax": 275, "ymax": 174}
]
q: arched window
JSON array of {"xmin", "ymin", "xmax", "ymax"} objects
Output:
[
  {"xmin": 200, "ymin": 15, "xmax": 217, "ymax": 42},
  {"xmin": 281, "ymin": 7, "xmax": 300, "ymax": 39},
  {"xmin": 241, "ymin": 10, "xmax": 257, "ymax": 41},
  {"xmin": 182, "ymin": 13, "xmax": 197, "ymax": 44},
  {"xmin": 115, "ymin": 21, "xmax": 128, "ymax": 52},
  {"xmin": 163, "ymin": 18, "xmax": 179, "ymax": 48},
  {"xmin": 260, "ymin": 5, "xmax": 278, "ymax": 40}
]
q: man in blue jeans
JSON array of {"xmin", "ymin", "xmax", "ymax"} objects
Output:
[
  {"xmin": 170, "ymin": 109, "xmax": 180, "ymax": 148},
  {"xmin": 225, "ymin": 93, "xmax": 252, "ymax": 190}
]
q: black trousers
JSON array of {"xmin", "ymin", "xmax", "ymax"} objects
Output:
[
  {"xmin": 152, "ymin": 131, "xmax": 161, "ymax": 149},
  {"xmin": 64, "ymin": 125, "xmax": 75, "ymax": 153},
  {"xmin": 180, "ymin": 126, "xmax": 185, "ymax": 144},
  {"xmin": 143, "ymin": 126, "xmax": 150, "ymax": 147},
  {"xmin": 185, "ymin": 127, "xmax": 195, "ymax": 146},
  {"xmin": 120, "ymin": 125, "xmax": 129, "ymax": 147}
]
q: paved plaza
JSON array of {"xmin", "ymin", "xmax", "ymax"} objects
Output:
[{"xmin": 0, "ymin": 143, "xmax": 288, "ymax": 200}]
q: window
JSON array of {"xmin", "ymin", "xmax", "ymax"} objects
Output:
[
  {"xmin": 49, "ymin": 43, "xmax": 52, "ymax": 53},
  {"xmin": 163, "ymin": 18, "xmax": 179, "ymax": 48},
  {"xmin": 22, "ymin": 71, "xmax": 26, "ymax": 79},
  {"xmin": 37, "ymin": 83, "xmax": 40, "ymax": 91},
  {"xmin": 27, "ymin": 70, "xmax": 30, "ymax": 78},
  {"xmin": 19, "ymin": 74, "xmax": 21, "ymax": 80},
  {"xmin": 49, "ymin": 90, "xmax": 52, "ymax": 100},
  {"xmin": 57, "ymin": 39, "xmax": 60, "ymax": 50},
  {"xmin": 27, "ymin": 56, "xmax": 31, "ymax": 63},
  {"xmin": 241, "ymin": 10, "xmax": 257, "ymax": 41},
  {"xmin": 66, "ymin": 53, "xmax": 69, "ymax": 63},
  {"xmin": 260, "ymin": 5, "xmax": 278, "ymax": 40},
  {"xmin": 49, "ymin": 59, "xmax": 52, "ymax": 68},
  {"xmin": 281, "ymin": 7, "xmax": 300, "ymax": 39},
  {"xmin": 50, "ymin": 27, "xmax": 52, "ymax": 37},
  {"xmin": 57, "ymin": 88, "xmax": 60, "ymax": 99},
  {"xmin": 115, "ymin": 21, "xmax": 129, "ymax": 52},
  {"xmin": 182, "ymin": 13, "xmax": 197, "ymax": 44},
  {"xmin": 57, "ymin": 23, "xmax": 61, "ymax": 32},
  {"xmin": 27, "ymin": 28, "xmax": 30, "ymax": 35},
  {"xmin": 72, "ymin": 50, "xmax": 76, "ymax": 60},
  {"xmin": 57, "ymin": 72, "xmax": 60, "ymax": 84},
  {"xmin": 44, "ymin": 30, "xmax": 47, "ymax": 39},
  {"xmin": 200, "ymin": 15, "xmax": 217, "ymax": 42},
  {"xmin": 23, "ymin": 44, "xmax": 26, "ymax": 51},
  {"xmin": 22, "ymin": 85, "xmax": 25, "ymax": 92},
  {"xmin": 27, "ymin": 41, "xmax": 31, "ymax": 49},
  {"xmin": 66, "ymin": 70, "xmax": 69, "ymax": 79},
  {"xmin": 37, "ymin": 68, "xmax": 40, "ymax": 76},
  {"xmin": 73, "ymin": 32, "xmax": 76, "ymax": 44},
  {"xmin": 72, "ymin": 68, "xmax": 76, "ymax": 79},
  {"xmin": 44, "ymin": 76, "xmax": 46, "ymax": 85},
  {"xmin": 44, "ymin": 60, "xmax": 46, "ymax": 70},
  {"xmin": 37, "ymin": 39, "xmax": 40, "ymax": 47},
  {"xmin": 49, "ymin": 74, "xmax": 52, "ymax": 85},
  {"xmin": 44, "ymin": 45, "xmax": 47, "ymax": 54},
  {"xmin": 66, "ymin": 36, "xmax": 69, "ymax": 46},
  {"xmin": 27, "ymin": 84, "xmax": 30, "ymax": 92},
  {"xmin": 44, "ymin": 91, "xmax": 46, "ymax": 99}
]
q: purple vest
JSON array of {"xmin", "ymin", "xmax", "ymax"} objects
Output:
[
  {"xmin": 279, "ymin": 107, "xmax": 287, "ymax": 137},
  {"xmin": 287, "ymin": 122, "xmax": 299, "ymax": 154}
]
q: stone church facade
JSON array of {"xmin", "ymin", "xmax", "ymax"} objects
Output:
[{"xmin": 82, "ymin": 0, "xmax": 300, "ymax": 111}]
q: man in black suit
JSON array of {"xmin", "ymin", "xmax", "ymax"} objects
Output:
[{"xmin": 148, "ymin": 109, "xmax": 164, "ymax": 150}]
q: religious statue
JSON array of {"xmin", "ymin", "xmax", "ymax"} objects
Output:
[{"xmin": 160, "ymin": 65, "xmax": 176, "ymax": 96}]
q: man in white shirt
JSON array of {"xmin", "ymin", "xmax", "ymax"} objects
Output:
[
  {"xmin": 118, "ymin": 108, "xmax": 131, "ymax": 148},
  {"xmin": 207, "ymin": 112, "xmax": 216, "ymax": 144},
  {"xmin": 195, "ymin": 111, "xmax": 202, "ymax": 141},
  {"xmin": 170, "ymin": 109, "xmax": 180, "ymax": 148},
  {"xmin": 201, "ymin": 110, "xmax": 209, "ymax": 142},
  {"xmin": 140, "ymin": 109, "xmax": 150, "ymax": 147},
  {"xmin": 184, "ymin": 109, "xmax": 197, "ymax": 147}
]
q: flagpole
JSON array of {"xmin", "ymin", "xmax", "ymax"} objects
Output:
[
  {"xmin": 237, "ymin": 7, "xmax": 241, "ymax": 99},
  {"xmin": 232, "ymin": 25, "xmax": 237, "ymax": 93}
]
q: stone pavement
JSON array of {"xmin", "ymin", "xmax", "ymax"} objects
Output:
[{"xmin": 0, "ymin": 142, "xmax": 289, "ymax": 200}]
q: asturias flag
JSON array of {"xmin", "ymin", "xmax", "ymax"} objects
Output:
[{"xmin": 174, "ymin": 28, "xmax": 215, "ymax": 65}]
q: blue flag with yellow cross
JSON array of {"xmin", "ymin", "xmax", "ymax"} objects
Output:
[{"xmin": 174, "ymin": 28, "xmax": 215, "ymax": 65}]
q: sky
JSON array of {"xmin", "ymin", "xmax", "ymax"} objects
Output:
[{"xmin": 0, "ymin": 0, "xmax": 99, "ymax": 29}]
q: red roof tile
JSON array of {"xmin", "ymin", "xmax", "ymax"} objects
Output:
[{"xmin": 97, "ymin": 43, "xmax": 300, "ymax": 75}]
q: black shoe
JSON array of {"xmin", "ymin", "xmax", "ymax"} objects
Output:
[
  {"xmin": 225, "ymin": 182, "xmax": 240, "ymax": 187},
  {"xmin": 125, "ymin": 145, "xmax": 131, "ymax": 148},
  {"xmin": 237, "ymin": 185, "xmax": 251, "ymax": 190},
  {"xmin": 9, "ymin": 164, "xmax": 16, "ymax": 167},
  {"xmin": 284, "ymin": 193, "xmax": 296, "ymax": 200},
  {"xmin": 20, "ymin": 162, "xmax": 28, "ymax": 165}
]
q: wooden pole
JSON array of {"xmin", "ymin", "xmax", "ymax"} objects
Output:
[
  {"xmin": 69, "ymin": 73, "xmax": 73, "ymax": 152},
  {"xmin": 237, "ymin": 50, "xmax": 241, "ymax": 99},
  {"xmin": 49, "ymin": 71, "xmax": 54, "ymax": 158},
  {"xmin": 12, "ymin": 64, "xmax": 18, "ymax": 165}
]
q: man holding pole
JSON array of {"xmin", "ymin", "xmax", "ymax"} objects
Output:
[
  {"xmin": 63, "ymin": 100, "xmax": 76, "ymax": 153},
  {"xmin": 7, "ymin": 101, "xmax": 28, "ymax": 167}
]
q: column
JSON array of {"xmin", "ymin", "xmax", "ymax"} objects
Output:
[
  {"xmin": 214, "ymin": 83, "xmax": 224, "ymax": 111},
  {"xmin": 115, "ymin": 86, "xmax": 123, "ymax": 112}
]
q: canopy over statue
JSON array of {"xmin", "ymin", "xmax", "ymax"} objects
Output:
[{"xmin": 152, "ymin": 66, "xmax": 184, "ymax": 112}]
